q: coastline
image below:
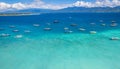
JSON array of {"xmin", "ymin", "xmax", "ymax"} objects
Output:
[{"xmin": 0, "ymin": 13, "xmax": 40, "ymax": 16}]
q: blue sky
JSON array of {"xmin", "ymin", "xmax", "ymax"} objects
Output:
[
  {"xmin": 0, "ymin": 0, "xmax": 95, "ymax": 4},
  {"xmin": 0, "ymin": 0, "xmax": 33, "ymax": 3}
]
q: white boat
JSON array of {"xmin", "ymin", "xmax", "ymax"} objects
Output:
[
  {"xmin": 110, "ymin": 37, "xmax": 119, "ymax": 40},
  {"xmin": 0, "ymin": 33, "xmax": 10, "ymax": 37},
  {"xmin": 111, "ymin": 21, "xmax": 116, "ymax": 23},
  {"xmin": 9, "ymin": 25, "xmax": 15, "ymax": 28},
  {"xmin": 13, "ymin": 30, "xmax": 19, "ymax": 32},
  {"xmin": 69, "ymin": 30, "xmax": 73, "ymax": 33},
  {"xmin": 90, "ymin": 31, "xmax": 97, "ymax": 34},
  {"xmin": 53, "ymin": 20, "xmax": 59, "ymax": 23},
  {"xmin": 24, "ymin": 30, "xmax": 31, "ymax": 33},
  {"xmin": 44, "ymin": 28, "xmax": 52, "ymax": 31},
  {"xmin": 64, "ymin": 27, "xmax": 69, "ymax": 30},
  {"xmin": 110, "ymin": 23, "xmax": 117, "ymax": 27},
  {"xmin": 33, "ymin": 24, "xmax": 40, "ymax": 27},
  {"xmin": 15, "ymin": 35, "xmax": 23, "ymax": 38},
  {"xmin": 90, "ymin": 23, "xmax": 96, "ymax": 25},
  {"xmin": 78, "ymin": 28, "xmax": 86, "ymax": 31},
  {"xmin": 70, "ymin": 23, "xmax": 77, "ymax": 26},
  {"xmin": 101, "ymin": 23, "xmax": 106, "ymax": 26},
  {"xmin": 64, "ymin": 30, "xmax": 73, "ymax": 33},
  {"xmin": 46, "ymin": 23, "xmax": 51, "ymax": 25}
]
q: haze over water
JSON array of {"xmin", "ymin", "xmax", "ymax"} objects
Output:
[{"xmin": 0, "ymin": 13, "xmax": 120, "ymax": 69}]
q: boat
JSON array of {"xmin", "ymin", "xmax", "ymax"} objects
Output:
[
  {"xmin": 53, "ymin": 20, "xmax": 59, "ymax": 23},
  {"xmin": 33, "ymin": 24, "xmax": 40, "ymax": 27},
  {"xmin": 64, "ymin": 30, "xmax": 73, "ymax": 33},
  {"xmin": 90, "ymin": 31, "xmax": 97, "ymax": 34},
  {"xmin": 9, "ymin": 25, "xmax": 15, "ymax": 28},
  {"xmin": 111, "ymin": 21, "xmax": 116, "ymax": 23},
  {"xmin": 15, "ymin": 35, "xmax": 23, "ymax": 38},
  {"xmin": 64, "ymin": 27, "xmax": 69, "ymax": 30},
  {"xmin": 78, "ymin": 28, "xmax": 86, "ymax": 31},
  {"xmin": 90, "ymin": 23, "xmax": 96, "ymax": 25},
  {"xmin": 0, "ymin": 33, "xmax": 10, "ymax": 37},
  {"xmin": 13, "ymin": 30, "xmax": 19, "ymax": 32},
  {"xmin": 44, "ymin": 28, "xmax": 52, "ymax": 31},
  {"xmin": 101, "ymin": 23, "xmax": 106, "ymax": 26},
  {"xmin": 24, "ymin": 30, "xmax": 31, "ymax": 33},
  {"xmin": 68, "ymin": 30, "xmax": 73, "ymax": 33},
  {"xmin": 64, "ymin": 27, "xmax": 73, "ymax": 33},
  {"xmin": 110, "ymin": 23, "xmax": 117, "ymax": 27},
  {"xmin": 110, "ymin": 37, "xmax": 119, "ymax": 40},
  {"xmin": 46, "ymin": 23, "xmax": 51, "ymax": 25},
  {"xmin": 70, "ymin": 23, "xmax": 77, "ymax": 26}
]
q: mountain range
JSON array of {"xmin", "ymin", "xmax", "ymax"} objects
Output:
[{"xmin": 1, "ymin": 6, "xmax": 120, "ymax": 13}]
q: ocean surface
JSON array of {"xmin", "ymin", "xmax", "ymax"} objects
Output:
[{"xmin": 0, "ymin": 13, "xmax": 120, "ymax": 69}]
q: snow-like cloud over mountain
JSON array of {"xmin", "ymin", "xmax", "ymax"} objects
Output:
[
  {"xmin": 0, "ymin": 0, "xmax": 71, "ymax": 11},
  {"xmin": 0, "ymin": 0, "xmax": 120, "ymax": 11},
  {"xmin": 74, "ymin": 0, "xmax": 120, "ymax": 7}
]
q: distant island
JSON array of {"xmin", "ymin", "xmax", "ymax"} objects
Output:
[
  {"xmin": 0, "ymin": 13, "xmax": 33, "ymax": 16},
  {"xmin": 13, "ymin": 6, "xmax": 120, "ymax": 13},
  {"xmin": 0, "ymin": 6, "xmax": 120, "ymax": 16},
  {"xmin": 57, "ymin": 6, "xmax": 120, "ymax": 13}
]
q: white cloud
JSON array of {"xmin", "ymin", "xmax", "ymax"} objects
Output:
[
  {"xmin": 0, "ymin": 0, "xmax": 71, "ymax": 11},
  {"xmin": 0, "ymin": 2, "xmax": 11, "ymax": 10},
  {"xmin": 12, "ymin": 3, "xmax": 27, "ymax": 9},
  {"xmin": 73, "ymin": 0, "xmax": 120, "ymax": 8},
  {"xmin": 0, "ymin": 0, "xmax": 120, "ymax": 11},
  {"xmin": 73, "ymin": 1, "xmax": 94, "ymax": 7},
  {"xmin": 27, "ymin": 0, "xmax": 71, "ymax": 10}
]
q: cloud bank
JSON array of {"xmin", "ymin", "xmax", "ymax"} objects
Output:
[
  {"xmin": 0, "ymin": 0, "xmax": 71, "ymax": 11},
  {"xmin": 0, "ymin": 0, "xmax": 120, "ymax": 11},
  {"xmin": 74, "ymin": 0, "xmax": 120, "ymax": 7}
]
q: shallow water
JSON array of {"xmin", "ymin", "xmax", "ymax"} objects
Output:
[{"xmin": 0, "ymin": 13, "xmax": 120, "ymax": 69}]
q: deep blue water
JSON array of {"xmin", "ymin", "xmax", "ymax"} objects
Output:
[
  {"xmin": 0, "ymin": 13, "xmax": 120, "ymax": 33},
  {"xmin": 0, "ymin": 13, "xmax": 120, "ymax": 69}
]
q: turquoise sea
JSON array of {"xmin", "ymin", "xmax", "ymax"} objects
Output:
[{"xmin": 0, "ymin": 13, "xmax": 120, "ymax": 69}]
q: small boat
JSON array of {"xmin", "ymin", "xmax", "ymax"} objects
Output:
[
  {"xmin": 90, "ymin": 23, "xmax": 96, "ymax": 25},
  {"xmin": 110, "ymin": 23, "xmax": 118, "ymax": 27},
  {"xmin": 90, "ymin": 31, "xmax": 97, "ymax": 34},
  {"xmin": 111, "ymin": 21, "xmax": 116, "ymax": 23},
  {"xmin": 110, "ymin": 37, "xmax": 119, "ymax": 40},
  {"xmin": 53, "ymin": 20, "xmax": 59, "ymax": 23},
  {"xmin": 64, "ymin": 27, "xmax": 73, "ymax": 33},
  {"xmin": 78, "ymin": 28, "xmax": 86, "ymax": 31},
  {"xmin": 70, "ymin": 23, "xmax": 77, "ymax": 26},
  {"xmin": 65, "ymin": 30, "xmax": 73, "ymax": 33},
  {"xmin": 68, "ymin": 30, "xmax": 73, "ymax": 33},
  {"xmin": 46, "ymin": 23, "xmax": 51, "ymax": 25},
  {"xmin": 101, "ymin": 23, "xmax": 106, "ymax": 26},
  {"xmin": 9, "ymin": 25, "xmax": 15, "ymax": 28},
  {"xmin": 44, "ymin": 28, "xmax": 52, "ymax": 31},
  {"xmin": 24, "ymin": 30, "xmax": 31, "ymax": 33},
  {"xmin": 33, "ymin": 24, "xmax": 40, "ymax": 27},
  {"xmin": 64, "ymin": 27, "xmax": 69, "ymax": 30},
  {"xmin": 15, "ymin": 35, "xmax": 23, "ymax": 38},
  {"xmin": 13, "ymin": 30, "xmax": 19, "ymax": 32},
  {"xmin": 0, "ymin": 33, "xmax": 10, "ymax": 37}
]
